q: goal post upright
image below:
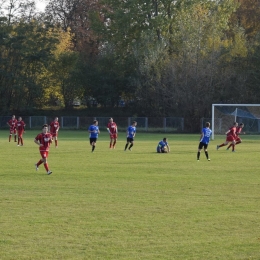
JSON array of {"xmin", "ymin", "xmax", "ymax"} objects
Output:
[{"xmin": 211, "ymin": 104, "xmax": 260, "ymax": 140}]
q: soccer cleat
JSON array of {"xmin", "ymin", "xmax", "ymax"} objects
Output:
[
  {"xmin": 128, "ymin": 148, "xmax": 132, "ymax": 151},
  {"xmin": 47, "ymin": 170, "xmax": 52, "ymax": 175},
  {"xmin": 35, "ymin": 164, "xmax": 38, "ymax": 171},
  {"xmin": 232, "ymin": 150, "xmax": 236, "ymax": 152},
  {"xmin": 197, "ymin": 159, "xmax": 199, "ymax": 161},
  {"xmin": 208, "ymin": 159, "xmax": 211, "ymax": 161},
  {"xmin": 216, "ymin": 145, "xmax": 219, "ymax": 150},
  {"xmin": 226, "ymin": 147, "xmax": 229, "ymax": 150}
]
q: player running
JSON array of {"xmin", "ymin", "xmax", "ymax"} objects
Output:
[
  {"xmin": 226, "ymin": 123, "xmax": 245, "ymax": 150},
  {"xmin": 7, "ymin": 115, "xmax": 17, "ymax": 142},
  {"xmin": 107, "ymin": 117, "xmax": 118, "ymax": 149},
  {"xmin": 216, "ymin": 122, "xmax": 238, "ymax": 152},
  {"xmin": 34, "ymin": 124, "xmax": 53, "ymax": 175}
]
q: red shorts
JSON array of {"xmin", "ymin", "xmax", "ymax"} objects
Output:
[
  {"xmin": 235, "ymin": 137, "xmax": 241, "ymax": 142},
  {"xmin": 10, "ymin": 128, "xmax": 17, "ymax": 134},
  {"xmin": 51, "ymin": 132, "xmax": 58, "ymax": 138},
  {"xmin": 226, "ymin": 135, "xmax": 235, "ymax": 142},
  {"xmin": 18, "ymin": 130, "xmax": 24, "ymax": 137},
  {"xmin": 40, "ymin": 151, "xmax": 49, "ymax": 158},
  {"xmin": 110, "ymin": 133, "xmax": 117, "ymax": 139}
]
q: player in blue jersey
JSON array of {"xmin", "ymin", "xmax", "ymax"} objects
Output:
[
  {"xmin": 157, "ymin": 138, "xmax": 170, "ymax": 153},
  {"xmin": 88, "ymin": 120, "xmax": 100, "ymax": 152},
  {"xmin": 197, "ymin": 122, "xmax": 212, "ymax": 161},
  {"xmin": 124, "ymin": 121, "xmax": 137, "ymax": 151}
]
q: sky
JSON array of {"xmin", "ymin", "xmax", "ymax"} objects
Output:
[{"xmin": 35, "ymin": 0, "xmax": 49, "ymax": 12}]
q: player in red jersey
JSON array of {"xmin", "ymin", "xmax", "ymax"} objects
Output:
[
  {"xmin": 226, "ymin": 123, "xmax": 245, "ymax": 150},
  {"xmin": 49, "ymin": 117, "xmax": 60, "ymax": 148},
  {"xmin": 7, "ymin": 115, "xmax": 17, "ymax": 142},
  {"xmin": 107, "ymin": 117, "xmax": 118, "ymax": 149},
  {"xmin": 34, "ymin": 124, "xmax": 53, "ymax": 175},
  {"xmin": 15, "ymin": 117, "xmax": 26, "ymax": 146},
  {"xmin": 216, "ymin": 122, "xmax": 238, "ymax": 152}
]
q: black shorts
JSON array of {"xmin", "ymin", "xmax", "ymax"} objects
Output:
[
  {"xmin": 90, "ymin": 138, "xmax": 97, "ymax": 144},
  {"xmin": 127, "ymin": 137, "xmax": 134, "ymax": 142},
  {"xmin": 198, "ymin": 142, "xmax": 208, "ymax": 150},
  {"xmin": 157, "ymin": 147, "xmax": 165, "ymax": 153}
]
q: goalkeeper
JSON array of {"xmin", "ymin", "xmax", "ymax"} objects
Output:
[{"xmin": 157, "ymin": 138, "xmax": 170, "ymax": 153}]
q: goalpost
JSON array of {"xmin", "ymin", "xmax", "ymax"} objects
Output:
[{"xmin": 211, "ymin": 104, "xmax": 260, "ymax": 140}]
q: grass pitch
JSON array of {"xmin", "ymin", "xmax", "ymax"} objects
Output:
[{"xmin": 0, "ymin": 130, "xmax": 260, "ymax": 259}]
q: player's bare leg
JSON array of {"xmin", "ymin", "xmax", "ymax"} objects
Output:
[
  {"xmin": 217, "ymin": 141, "xmax": 228, "ymax": 150},
  {"xmin": 55, "ymin": 137, "xmax": 58, "ymax": 147},
  {"xmin": 231, "ymin": 140, "xmax": 236, "ymax": 152},
  {"xmin": 113, "ymin": 139, "xmax": 117, "ymax": 148},
  {"xmin": 40, "ymin": 157, "xmax": 51, "ymax": 174}
]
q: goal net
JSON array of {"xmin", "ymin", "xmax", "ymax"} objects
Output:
[{"xmin": 211, "ymin": 104, "xmax": 260, "ymax": 139}]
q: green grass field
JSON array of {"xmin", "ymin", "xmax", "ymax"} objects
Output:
[{"xmin": 1, "ymin": 130, "xmax": 260, "ymax": 259}]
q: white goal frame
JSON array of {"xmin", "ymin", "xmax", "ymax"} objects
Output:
[{"xmin": 211, "ymin": 104, "xmax": 260, "ymax": 140}]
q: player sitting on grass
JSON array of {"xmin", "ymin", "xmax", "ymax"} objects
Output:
[{"xmin": 157, "ymin": 138, "xmax": 170, "ymax": 153}]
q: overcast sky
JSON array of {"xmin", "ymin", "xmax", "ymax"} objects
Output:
[{"xmin": 35, "ymin": 0, "xmax": 49, "ymax": 12}]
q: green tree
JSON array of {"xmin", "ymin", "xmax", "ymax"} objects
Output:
[{"xmin": 0, "ymin": 19, "xmax": 59, "ymax": 113}]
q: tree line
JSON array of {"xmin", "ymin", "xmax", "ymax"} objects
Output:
[{"xmin": 1, "ymin": 0, "xmax": 260, "ymax": 128}]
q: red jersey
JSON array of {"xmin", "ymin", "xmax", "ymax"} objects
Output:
[
  {"xmin": 49, "ymin": 121, "xmax": 60, "ymax": 134},
  {"xmin": 16, "ymin": 121, "xmax": 26, "ymax": 131},
  {"xmin": 227, "ymin": 126, "xmax": 237, "ymax": 138},
  {"xmin": 236, "ymin": 126, "xmax": 242, "ymax": 135},
  {"xmin": 8, "ymin": 119, "xmax": 17, "ymax": 129},
  {"xmin": 35, "ymin": 133, "xmax": 52, "ymax": 152},
  {"xmin": 107, "ymin": 122, "xmax": 117, "ymax": 134}
]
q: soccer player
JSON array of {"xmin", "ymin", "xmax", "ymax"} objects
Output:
[
  {"xmin": 7, "ymin": 115, "xmax": 17, "ymax": 142},
  {"xmin": 107, "ymin": 117, "xmax": 118, "ymax": 149},
  {"xmin": 226, "ymin": 123, "xmax": 245, "ymax": 150},
  {"xmin": 49, "ymin": 117, "xmax": 60, "ymax": 148},
  {"xmin": 197, "ymin": 122, "xmax": 212, "ymax": 161},
  {"xmin": 124, "ymin": 121, "xmax": 137, "ymax": 151},
  {"xmin": 15, "ymin": 117, "xmax": 26, "ymax": 146},
  {"xmin": 34, "ymin": 124, "xmax": 53, "ymax": 175},
  {"xmin": 88, "ymin": 120, "xmax": 100, "ymax": 152},
  {"xmin": 216, "ymin": 122, "xmax": 238, "ymax": 152},
  {"xmin": 157, "ymin": 138, "xmax": 170, "ymax": 153}
]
